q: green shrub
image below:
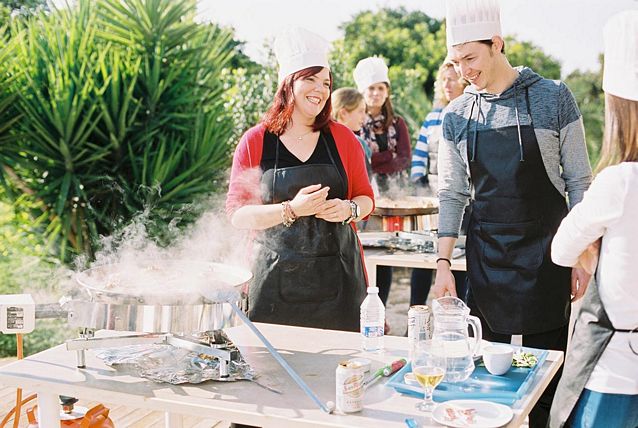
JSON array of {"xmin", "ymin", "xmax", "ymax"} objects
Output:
[{"xmin": 0, "ymin": 0, "xmax": 237, "ymax": 263}]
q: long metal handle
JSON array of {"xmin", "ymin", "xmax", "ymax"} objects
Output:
[
  {"xmin": 228, "ymin": 302, "xmax": 334, "ymax": 414},
  {"xmin": 66, "ymin": 333, "xmax": 165, "ymax": 350}
]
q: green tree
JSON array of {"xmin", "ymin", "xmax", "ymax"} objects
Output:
[
  {"xmin": 0, "ymin": 0, "xmax": 237, "ymax": 262},
  {"xmin": 332, "ymin": 8, "xmax": 447, "ymax": 133},
  {"xmin": 565, "ymin": 58, "xmax": 604, "ymax": 166},
  {"xmin": 222, "ymin": 41, "xmax": 278, "ymax": 147},
  {"xmin": 505, "ymin": 37, "xmax": 561, "ymax": 80},
  {"xmin": 0, "ymin": 0, "xmax": 46, "ymax": 13}
]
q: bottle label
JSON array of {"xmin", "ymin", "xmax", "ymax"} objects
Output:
[{"xmin": 363, "ymin": 326, "xmax": 384, "ymax": 338}]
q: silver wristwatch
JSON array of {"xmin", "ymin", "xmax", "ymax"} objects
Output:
[{"xmin": 343, "ymin": 200, "xmax": 360, "ymax": 224}]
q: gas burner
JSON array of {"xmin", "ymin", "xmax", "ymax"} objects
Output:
[
  {"xmin": 193, "ymin": 330, "xmax": 235, "ymax": 349},
  {"xmin": 66, "ymin": 328, "xmax": 242, "ymax": 378}
]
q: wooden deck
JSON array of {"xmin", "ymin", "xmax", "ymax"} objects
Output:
[{"xmin": 0, "ymin": 358, "xmax": 228, "ymax": 427}]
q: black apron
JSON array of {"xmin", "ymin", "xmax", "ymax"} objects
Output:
[
  {"xmin": 549, "ymin": 273, "xmax": 637, "ymax": 428},
  {"xmin": 465, "ymin": 89, "xmax": 572, "ymax": 335},
  {"xmin": 248, "ymin": 131, "xmax": 367, "ymax": 332}
]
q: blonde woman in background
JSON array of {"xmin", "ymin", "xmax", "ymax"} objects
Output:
[
  {"xmin": 549, "ymin": 10, "xmax": 638, "ymax": 428},
  {"xmin": 331, "ymin": 87, "xmax": 373, "ymax": 180},
  {"xmin": 411, "ymin": 60, "xmax": 468, "ymax": 191},
  {"xmin": 409, "ymin": 61, "xmax": 469, "ymax": 308}
]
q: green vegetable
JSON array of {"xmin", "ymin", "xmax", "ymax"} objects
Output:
[{"xmin": 512, "ymin": 352, "xmax": 538, "ymax": 368}]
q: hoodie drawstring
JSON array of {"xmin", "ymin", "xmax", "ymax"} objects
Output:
[
  {"xmin": 525, "ymin": 87, "xmax": 534, "ymax": 128},
  {"xmin": 467, "ymin": 84, "xmax": 534, "ymax": 163},
  {"xmin": 513, "ymin": 86, "xmax": 525, "ymax": 162},
  {"xmin": 467, "ymin": 94, "xmax": 481, "ymax": 162}
]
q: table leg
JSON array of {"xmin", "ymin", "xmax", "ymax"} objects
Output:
[
  {"xmin": 36, "ymin": 392, "xmax": 59, "ymax": 428},
  {"xmin": 165, "ymin": 412, "xmax": 184, "ymax": 428}
]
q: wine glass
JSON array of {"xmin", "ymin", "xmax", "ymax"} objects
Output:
[{"xmin": 412, "ymin": 339, "xmax": 447, "ymax": 412}]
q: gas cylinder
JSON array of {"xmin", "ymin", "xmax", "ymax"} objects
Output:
[{"xmin": 26, "ymin": 396, "xmax": 115, "ymax": 427}]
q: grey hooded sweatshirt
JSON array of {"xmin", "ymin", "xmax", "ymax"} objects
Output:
[{"xmin": 437, "ymin": 66, "xmax": 593, "ymax": 237}]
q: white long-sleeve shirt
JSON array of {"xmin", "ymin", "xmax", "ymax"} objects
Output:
[{"xmin": 552, "ymin": 162, "xmax": 638, "ymax": 394}]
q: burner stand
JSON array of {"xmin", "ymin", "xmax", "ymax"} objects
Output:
[{"xmin": 66, "ymin": 329, "xmax": 240, "ymax": 377}]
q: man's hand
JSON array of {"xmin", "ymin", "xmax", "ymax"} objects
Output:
[
  {"xmin": 432, "ymin": 237, "xmax": 458, "ymax": 298},
  {"xmin": 432, "ymin": 264, "xmax": 457, "ymax": 298}
]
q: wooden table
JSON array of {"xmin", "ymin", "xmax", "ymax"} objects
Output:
[
  {"xmin": 363, "ymin": 248, "xmax": 467, "ymax": 287},
  {"xmin": 0, "ymin": 323, "xmax": 562, "ymax": 427}
]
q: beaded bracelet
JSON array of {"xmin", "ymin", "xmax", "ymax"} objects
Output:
[{"xmin": 281, "ymin": 201, "xmax": 297, "ymax": 227}]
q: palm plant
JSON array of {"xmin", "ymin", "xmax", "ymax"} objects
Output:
[{"xmin": 0, "ymin": 0, "xmax": 236, "ymax": 262}]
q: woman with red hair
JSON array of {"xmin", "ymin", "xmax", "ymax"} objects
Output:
[{"xmin": 226, "ymin": 28, "xmax": 374, "ymax": 332}]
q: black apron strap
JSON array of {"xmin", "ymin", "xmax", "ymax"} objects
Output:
[{"xmin": 548, "ymin": 273, "xmax": 617, "ymax": 428}]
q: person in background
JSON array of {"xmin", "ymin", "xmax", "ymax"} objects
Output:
[
  {"xmin": 409, "ymin": 60, "xmax": 469, "ymax": 307},
  {"xmin": 549, "ymin": 10, "xmax": 638, "ymax": 428},
  {"xmin": 331, "ymin": 87, "xmax": 373, "ymax": 183},
  {"xmin": 354, "ymin": 56, "xmax": 411, "ymax": 310},
  {"xmin": 225, "ymin": 27, "xmax": 374, "ymax": 333},
  {"xmin": 432, "ymin": 1, "xmax": 593, "ymax": 426}
]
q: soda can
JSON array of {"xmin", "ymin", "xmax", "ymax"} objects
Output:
[
  {"xmin": 408, "ymin": 305, "xmax": 433, "ymax": 362},
  {"xmin": 335, "ymin": 360, "xmax": 364, "ymax": 413}
]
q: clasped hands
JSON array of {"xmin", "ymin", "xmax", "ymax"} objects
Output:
[{"xmin": 289, "ymin": 184, "xmax": 351, "ymax": 223}]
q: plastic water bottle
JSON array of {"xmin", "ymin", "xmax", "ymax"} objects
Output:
[{"xmin": 360, "ymin": 286, "xmax": 385, "ymax": 352}]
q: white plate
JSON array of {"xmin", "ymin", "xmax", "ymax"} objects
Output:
[{"xmin": 432, "ymin": 400, "xmax": 513, "ymax": 428}]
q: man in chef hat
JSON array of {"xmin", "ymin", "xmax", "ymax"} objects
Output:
[
  {"xmin": 431, "ymin": 1, "xmax": 593, "ymax": 426},
  {"xmin": 548, "ymin": 10, "xmax": 638, "ymax": 428}
]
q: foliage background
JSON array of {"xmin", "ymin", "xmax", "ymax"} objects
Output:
[{"xmin": 0, "ymin": 0, "xmax": 238, "ymax": 263}]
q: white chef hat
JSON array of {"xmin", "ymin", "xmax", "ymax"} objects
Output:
[
  {"xmin": 353, "ymin": 57, "xmax": 390, "ymax": 93},
  {"xmin": 446, "ymin": 0, "xmax": 502, "ymax": 49},
  {"xmin": 273, "ymin": 27, "xmax": 330, "ymax": 84},
  {"xmin": 602, "ymin": 10, "xmax": 638, "ymax": 102}
]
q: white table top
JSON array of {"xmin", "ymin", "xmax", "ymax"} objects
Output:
[
  {"xmin": 364, "ymin": 248, "xmax": 467, "ymax": 271},
  {"xmin": 0, "ymin": 323, "xmax": 562, "ymax": 427}
]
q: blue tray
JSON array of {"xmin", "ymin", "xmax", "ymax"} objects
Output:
[{"xmin": 387, "ymin": 346, "xmax": 548, "ymax": 405}]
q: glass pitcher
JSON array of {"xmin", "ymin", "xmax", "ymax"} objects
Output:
[{"xmin": 431, "ymin": 296, "xmax": 483, "ymax": 382}]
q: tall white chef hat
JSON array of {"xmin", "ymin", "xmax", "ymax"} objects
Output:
[
  {"xmin": 353, "ymin": 57, "xmax": 390, "ymax": 93},
  {"xmin": 273, "ymin": 27, "xmax": 330, "ymax": 85},
  {"xmin": 603, "ymin": 10, "xmax": 638, "ymax": 101},
  {"xmin": 446, "ymin": 0, "xmax": 502, "ymax": 49}
]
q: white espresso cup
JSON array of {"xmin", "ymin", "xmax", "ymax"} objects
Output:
[{"xmin": 483, "ymin": 344, "xmax": 513, "ymax": 375}]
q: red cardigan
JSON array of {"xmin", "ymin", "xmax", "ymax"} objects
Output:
[{"xmin": 226, "ymin": 121, "xmax": 375, "ymax": 216}]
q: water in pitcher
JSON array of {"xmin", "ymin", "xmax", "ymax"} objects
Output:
[
  {"xmin": 431, "ymin": 297, "xmax": 483, "ymax": 383},
  {"xmin": 438, "ymin": 331, "xmax": 476, "ymax": 382}
]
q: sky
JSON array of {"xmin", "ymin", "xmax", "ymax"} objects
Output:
[{"xmin": 197, "ymin": 0, "xmax": 638, "ymax": 77}]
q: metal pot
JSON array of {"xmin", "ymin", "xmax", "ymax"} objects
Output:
[{"xmin": 64, "ymin": 261, "xmax": 252, "ymax": 334}]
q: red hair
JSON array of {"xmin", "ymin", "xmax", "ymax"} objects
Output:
[{"xmin": 262, "ymin": 66, "xmax": 333, "ymax": 135}]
